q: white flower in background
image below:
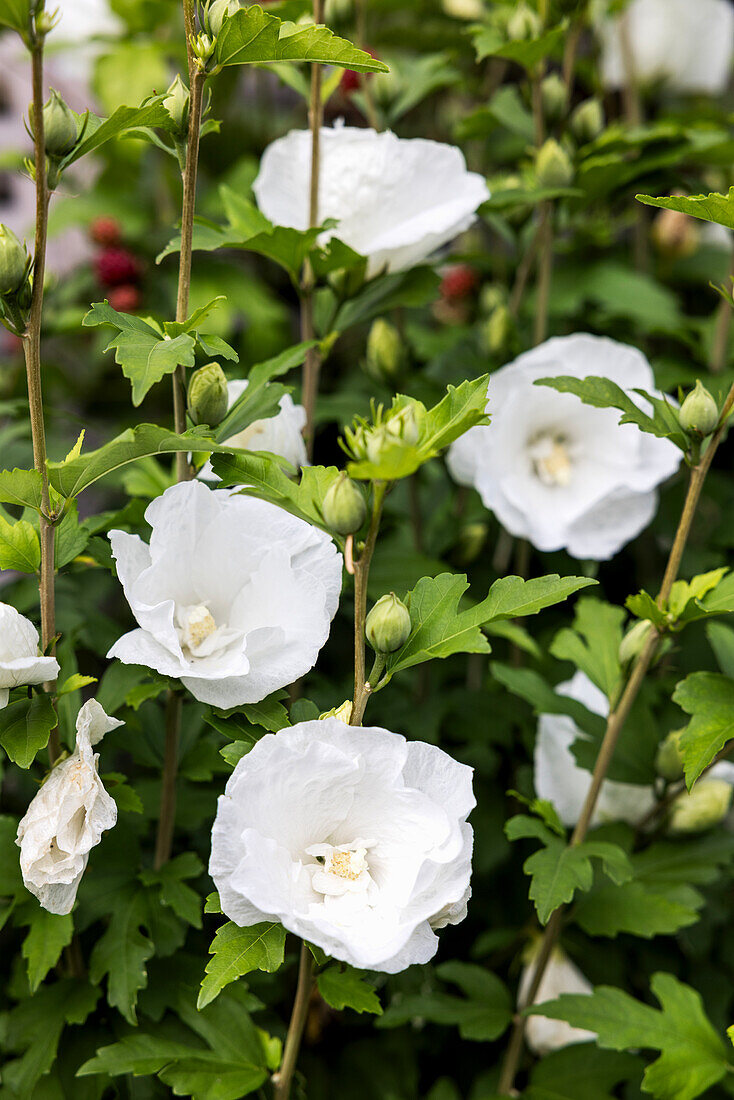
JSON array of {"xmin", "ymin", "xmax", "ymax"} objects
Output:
[
  {"xmin": 253, "ymin": 125, "xmax": 490, "ymax": 278},
  {"xmin": 199, "ymin": 380, "xmax": 307, "ymax": 480},
  {"xmin": 47, "ymin": 0, "xmax": 123, "ymax": 82},
  {"xmin": 597, "ymin": 0, "xmax": 734, "ymax": 96},
  {"xmin": 0, "ymin": 603, "xmax": 60, "ymax": 709},
  {"xmin": 107, "ymin": 480, "xmax": 342, "ymax": 708},
  {"xmin": 447, "ymin": 334, "xmax": 681, "ymax": 561},
  {"xmin": 16, "ymin": 700, "xmax": 122, "ymax": 914},
  {"xmin": 209, "ymin": 718, "xmax": 474, "ymax": 972},
  {"xmin": 520, "ymin": 945, "xmax": 596, "ymax": 1054},
  {"xmin": 535, "ymin": 670, "xmax": 734, "ymax": 827}
]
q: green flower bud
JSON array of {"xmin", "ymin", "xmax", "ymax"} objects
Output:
[
  {"xmin": 365, "ymin": 318, "xmax": 403, "ymax": 382},
  {"xmin": 384, "ymin": 402, "xmax": 421, "ymax": 446},
  {"xmin": 0, "ymin": 225, "xmax": 29, "ymax": 295},
  {"xmin": 322, "ymin": 473, "xmax": 367, "ymax": 535},
  {"xmin": 192, "ymin": 33, "xmax": 216, "ymax": 64},
  {"xmin": 679, "ymin": 381, "xmax": 719, "ymax": 438},
  {"xmin": 41, "ymin": 89, "xmax": 78, "ymax": 156},
  {"xmin": 163, "ymin": 74, "xmax": 190, "ymax": 134},
  {"xmin": 656, "ymin": 729, "xmax": 685, "ymax": 782},
  {"xmin": 536, "ymin": 139, "xmax": 574, "ymax": 188},
  {"xmin": 619, "ymin": 619, "xmax": 653, "ymax": 665},
  {"xmin": 204, "ymin": 0, "xmax": 242, "ymax": 37},
  {"xmin": 483, "ymin": 304, "xmax": 513, "ymax": 355},
  {"xmin": 365, "ymin": 424, "xmax": 391, "ymax": 465},
  {"xmin": 187, "ymin": 362, "xmax": 229, "ymax": 427},
  {"xmin": 668, "ymin": 778, "xmax": 732, "ymax": 834},
  {"xmin": 570, "ymin": 97, "xmax": 604, "ymax": 143},
  {"xmin": 456, "ymin": 521, "xmax": 488, "ymax": 564},
  {"xmin": 540, "ymin": 73, "xmax": 567, "ymax": 122},
  {"xmin": 507, "ymin": 3, "xmax": 540, "ymax": 39},
  {"xmin": 366, "ymin": 593, "xmax": 412, "ymax": 654}
]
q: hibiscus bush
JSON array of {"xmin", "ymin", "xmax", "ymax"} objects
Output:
[{"xmin": 3, "ymin": 0, "xmax": 734, "ymax": 1097}]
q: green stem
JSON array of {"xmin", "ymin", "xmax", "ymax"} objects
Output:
[
  {"xmin": 154, "ymin": 689, "xmax": 182, "ymax": 870},
  {"xmin": 350, "ymin": 482, "xmax": 387, "ymax": 726},
  {"xmin": 496, "ymin": 381, "xmax": 734, "ymax": 1095},
  {"xmin": 272, "ymin": 943, "xmax": 315, "ymax": 1100}
]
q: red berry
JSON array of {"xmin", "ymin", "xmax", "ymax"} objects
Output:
[
  {"xmin": 340, "ymin": 49, "xmax": 378, "ymax": 96},
  {"xmin": 440, "ymin": 264, "xmax": 478, "ymax": 302},
  {"xmin": 90, "ymin": 216, "xmax": 122, "ymax": 247},
  {"xmin": 107, "ymin": 284, "xmax": 141, "ymax": 313},
  {"xmin": 95, "ymin": 247, "xmax": 141, "ymax": 288}
]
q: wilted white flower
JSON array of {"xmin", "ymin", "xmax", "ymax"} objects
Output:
[
  {"xmin": 200, "ymin": 380, "xmax": 307, "ymax": 480},
  {"xmin": 16, "ymin": 700, "xmax": 122, "ymax": 914},
  {"xmin": 107, "ymin": 480, "xmax": 342, "ymax": 708},
  {"xmin": 597, "ymin": 0, "xmax": 734, "ymax": 96},
  {"xmin": 209, "ymin": 718, "xmax": 474, "ymax": 972},
  {"xmin": 520, "ymin": 945, "xmax": 596, "ymax": 1054},
  {"xmin": 0, "ymin": 603, "xmax": 60, "ymax": 708},
  {"xmin": 253, "ymin": 125, "xmax": 490, "ymax": 278},
  {"xmin": 447, "ymin": 334, "xmax": 681, "ymax": 560}
]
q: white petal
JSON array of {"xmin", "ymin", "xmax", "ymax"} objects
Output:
[{"xmin": 521, "ymin": 949, "xmax": 596, "ymax": 1054}]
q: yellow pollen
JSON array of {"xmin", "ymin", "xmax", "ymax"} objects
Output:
[
  {"xmin": 183, "ymin": 605, "xmax": 217, "ymax": 651},
  {"xmin": 532, "ymin": 436, "xmax": 572, "ymax": 487},
  {"xmin": 327, "ymin": 851, "xmax": 362, "ymax": 880}
]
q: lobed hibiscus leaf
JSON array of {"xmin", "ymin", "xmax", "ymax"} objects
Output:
[
  {"xmin": 60, "ymin": 98, "xmax": 173, "ymax": 168},
  {"xmin": 535, "ymin": 374, "xmax": 689, "ymax": 451},
  {"xmin": 636, "ymin": 186, "xmax": 734, "ymax": 230},
  {"xmin": 0, "ymin": 695, "xmax": 57, "ymax": 769},
  {"xmin": 469, "ymin": 21, "xmax": 566, "ymax": 70},
  {"xmin": 672, "ymin": 672, "xmax": 734, "ymax": 789},
  {"xmin": 0, "ymin": 515, "xmax": 40, "ymax": 573},
  {"xmin": 491, "ymin": 663, "xmax": 606, "ymax": 741},
  {"xmin": 378, "ymin": 961, "xmax": 512, "ymax": 1041},
  {"xmin": 214, "ymin": 341, "xmax": 316, "ymax": 443},
  {"xmin": 89, "ymin": 887, "xmax": 155, "ymax": 1024},
  {"xmin": 317, "ymin": 965, "xmax": 383, "ymax": 1015},
  {"xmin": 212, "ymin": 451, "xmax": 342, "ymax": 528},
  {"xmin": 17, "ymin": 904, "xmax": 73, "ymax": 992},
  {"xmin": 198, "ymin": 921, "xmax": 286, "ymax": 1009},
  {"xmin": 527, "ymin": 973, "xmax": 731, "ymax": 1100},
  {"xmin": 551, "ymin": 598, "xmax": 625, "ymax": 702},
  {"xmin": 0, "ymin": 468, "xmax": 44, "ymax": 512},
  {"xmin": 707, "ymin": 622, "xmax": 734, "ymax": 679},
  {"xmin": 0, "ymin": 0, "xmax": 30, "ymax": 35},
  {"xmin": 527, "ymin": 1046, "xmax": 644, "ymax": 1100}
]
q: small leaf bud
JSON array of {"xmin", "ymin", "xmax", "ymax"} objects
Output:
[
  {"xmin": 679, "ymin": 381, "xmax": 719, "ymax": 438},
  {"xmin": 618, "ymin": 619, "xmax": 653, "ymax": 665},
  {"xmin": 192, "ymin": 33, "xmax": 216, "ymax": 65},
  {"xmin": 0, "ymin": 225, "xmax": 29, "ymax": 295},
  {"xmin": 655, "ymin": 729, "xmax": 685, "ymax": 782},
  {"xmin": 187, "ymin": 362, "xmax": 229, "ymax": 427},
  {"xmin": 540, "ymin": 73, "xmax": 567, "ymax": 122},
  {"xmin": 163, "ymin": 74, "xmax": 190, "ymax": 135},
  {"xmin": 482, "ymin": 304, "xmax": 513, "ymax": 355},
  {"xmin": 365, "ymin": 318, "xmax": 403, "ymax": 382},
  {"xmin": 41, "ymin": 89, "xmax": 78, "ymax": 156},
  {"xmin": 668, "ymin": 779, "xmax": 732, "ymax": 834},
  {"xmin": 366, "ymin": 593, "xmax": 412, "ymax": 654},
  {"xmin": 535, "ymin": 139, "xmax": 574, "ymax": 188},
  {"xmin": 570, "ymin": 98, "xmax": 604, "ymax": 143},
  {"xmin": 507, "ymin": 3, "xmax": 541, "ymax": 39},
  {"xmin": 322, "ymin": 473, "xmax": 367, "ymax": 535}
]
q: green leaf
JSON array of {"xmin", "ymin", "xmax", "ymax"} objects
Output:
[
  {"xmin": 19, "ymin": 906, "xmax": 73, "ymax": 992},
  {"xmin": 0, "ymin": 515, "xmax": 40, "ymax": 572},
  {"xmin": 469, "ymin": 21, "xmax": 565, "ymax": 70},
  {"xmin": 0, "ymin": 694, "xmax": 58, "ymax": 768},
  {"xmin": 636, "ymin": 186, "xmax": 734, "ymax": 230},
  {"xmin": 551, "ymin": 598, "xmax": 625, "ymax": 701},
  {"xmin": 215, "ymin": 341, "xmax": 316, "ymax": 443},
  {"xmin": 492, "ymin": 664, "xmax": 606, "ymax": 742},
  {"xmin": 333, "ymin": 266, "xmax": 441, "ymax": 332},
  {"xmin": 140, "ymin": 853, "xmax": 204, "ymax": 929},
  {"xmin": 198, "ymin": 921, "xmax": 286, "ymax": 1009},
  {"xmin": 89, "ymin": 888, "xmax": 155, "ymax": 1024},
  {"xmin": 215, "ymin": 6, "xmax": 389, "ymax": 70},
  {"xmin": 528, "ymin": 972, "xmax": 730, "ymax": 1100},
  {"xmin": 0, "ymin": 0, "xmax": 30, "ymax": 36},
  {"xmin": 673, "ymin": 672, "xmax": 734, "ymax": 789},
  {"xmin": 212, "ymin": 453, "xmax": 342, "ymax": 528},
  {"xmin": 61, "ymin": 99, "xmax": 173, "ymax": 167},
  {"xmin": 0, "ymin": 467, "xmax": 44, "ymax": 511},
  {"xmin": 83, "ymin": 301, "xmax": 197, "ymax": 406},
  {"xmin": 535, "ymin": 375, "xmax": 688, "ymax": 452},
  {"xmin": 317, "ymin": 966, "xmax": 383, "ymax": 1015},
  {"xmin": 378, "ymin": 961, "xmax": 512, "ymax": 1041},
  {"xmin": 707, "ymin": 622, "xmax": 734, "ymax": 679},
  {"xmin": 527, "ymin": 1045, "xmax": 643, "ymax": 1100},
  {"xmin": 573, "ymin": 880, "xmax": 702, "ymax": 939}
]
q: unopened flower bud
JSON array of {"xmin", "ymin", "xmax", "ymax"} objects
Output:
[
  {"xmin": 679, "ymin": 381, "xmax": 719, "ymax": 437},
  {"xmin": 366, "ymin": 593, "xmax": 412, "ymax": 654},
  {"xmin": 385, "ymin": 402, "xmax": 421, "ymax": 446},
  {"xmin": 456, "ymin": 521, "xmax": 488, "ymax": 564},
  {"xmin": 619, "ymin": 619, "xmax": 653, "ymax": 665},
  {"xmin": 483, "ymin": 304, "xmax": 513, "ymax": 355},
  {"xmin": 322, "ymin": 473, "xmax": 367, "ymax": 535},
  {"xmin": 656, "ymin": 729, "xmax": 685, "ymax": 782},
  {"xmin": 508, "ymin": 3, "xmax": 540, "ymax": 39},
  {"xmin": 570, "ymin": 97, "xmax": 604, "ymax": 143},
  {"xmin": 536, "ymin": 139, "xmax": 574, "ymax": 188},
  {"xmin": 41, "ymin": 89, "xmax": 78, "ymax": 156},
  {"xmin": 365, "ymin": 424, "xmax": 391, "ymax": 465},
  {"xmin": 319, "ymin": 699, "xmax": 353, "ymax": 723},
  {"xmin": 651, "ymin": 207, "xmax": 699, "ymax": 260},
  {"xmin": 540, "ymin": 74, "xmax": 567, "ymax": 122},
  {"xmin": 192, "ymin": 33, "xmax": 216, "ymax": 64},
  {"xmin": 0, "ymin": 225, "xmax": 29, "ymax": 295},
  {"xmin": 163, "ymin": 74, "xmax": 190, "ymax": 134},
  {"xmin": 205, "ymin": 0, "xmax": 242, "ymax": 37},
  {"xmin": 365, "ymin": 317, "xmax": 403, "ymax": 381},
  {"xmin": 187, "ymin": 362, "xmax": 229, "ymax": 427},
  {"xmin": 668, "ymin": 778, "xmax": 732, "ymax": 834}
]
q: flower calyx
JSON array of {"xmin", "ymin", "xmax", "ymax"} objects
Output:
[{"xmin": 366, "ymin": 592, "xmax": 412, "ymax": 654}]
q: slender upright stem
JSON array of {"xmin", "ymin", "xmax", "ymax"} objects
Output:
[
  {"xmin": 355, "ymin": 0, "xmax": 379, "ymax": 129},
  {"xmin": 272, "ymin": 944, "xmax": 315, "ymax": 1100},
  {"xmin": 23, "ymin": 40, "xmax": 58, "ymax": 762},
  {"xmin": 301, "ymin": 0, "xmax": 325, "ymax": 460},
  {"xmin": 154, "ymin": 690, "xmax": 182, "ymax": 870},
  {"xmin": 496, "ymin": 381, "xmax": 734, "ymax": 1096},
  {"xmin": 351, "ymin": 482, "xmax": 387, "ymax": 725}
]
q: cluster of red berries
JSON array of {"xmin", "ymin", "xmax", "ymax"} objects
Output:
[
  {"xmin": 90, "ymin": 217, "xmax": 142, "ymax": 313},
  {"xmin": 439, "ymin": 264, "xmax": 479, "ymax": 303}
]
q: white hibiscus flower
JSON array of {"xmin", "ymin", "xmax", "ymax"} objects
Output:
[
  {"xmin": 16, "ymin": 699, "xmax": 122, "ymax": 915},
  {"xmin": 447, "ymin": 334, "xmax": 681, "ymax": 560},
  {"xmin": 520, "ymin": 945, "xmax": 596, "ymax": 1054},
  {"xmin": 252, "ymin": 125, "xmax": 490, "ymax": 278},
  {"xmin": 597, "ymin": 0, "xmax": 734, "ymax": 96},
  {"xmin": 199, "ymin": 380, "xmax": 307, "ymax": 481},
  {"xmin": 209, "ymin": 718, "xmax": 474, "ymax": 972},
  {"xmin": 107, "ymin": 480, "xmax": 342, "ymax": 708},
  {"xmin": 535, "ymin": 670, "xmax": 734, "ymax": 828},
  {"xmin": 0, "ymin": 603, "xmax": 60, "ymax": 709}
]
